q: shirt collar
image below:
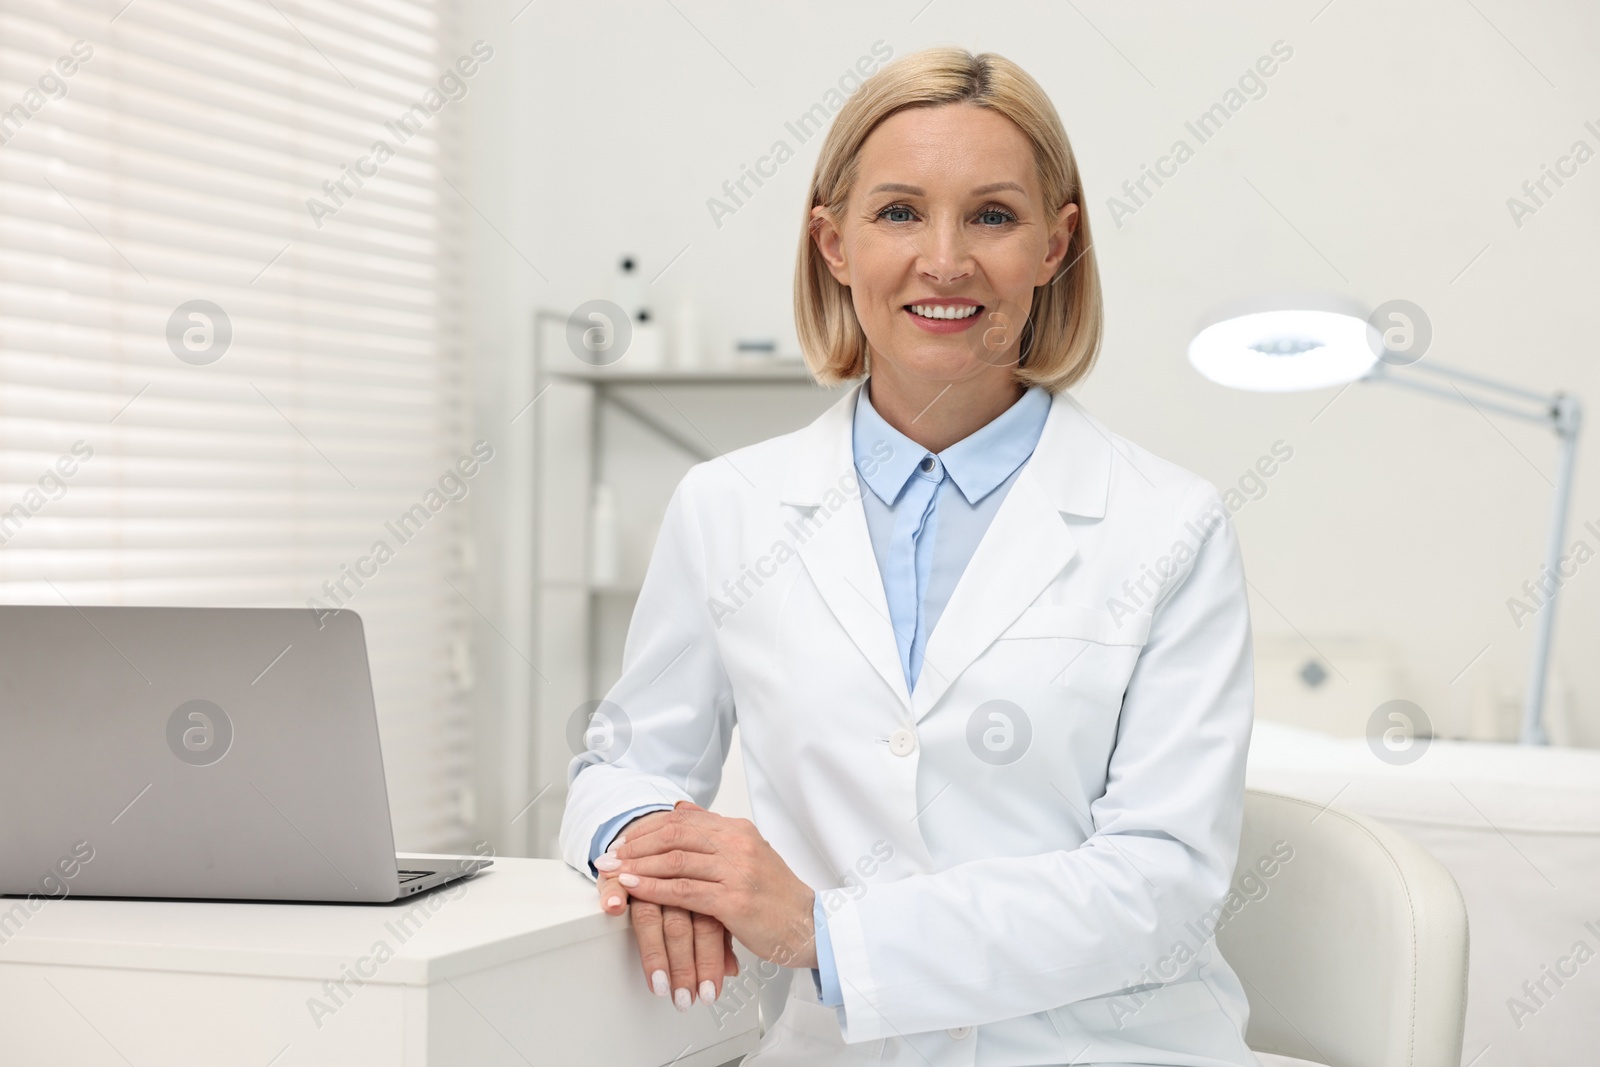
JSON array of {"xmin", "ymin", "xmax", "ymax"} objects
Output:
[{"xmin": 852, "ymin": 379, "xmax": 1052, "ymax": 507}]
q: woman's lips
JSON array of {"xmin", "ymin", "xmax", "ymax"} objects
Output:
[{"xmin": 904, "ymin": 304, "xmax": 985, "ymax": 334}]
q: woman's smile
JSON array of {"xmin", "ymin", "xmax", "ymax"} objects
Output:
[{"xmin": 904, "ymin": 298, "xmax": 985, "ymax": 333}]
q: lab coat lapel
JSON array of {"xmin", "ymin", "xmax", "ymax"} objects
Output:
[
  {"xmin": 781, "ymin": 384, "xmax": 914, "ymax": 713},
  {"xmin": 911, "ymin": 390, "xmax": 1113, "ymax": 722}
]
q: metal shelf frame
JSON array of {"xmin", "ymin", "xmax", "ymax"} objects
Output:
[{"xmin": 525, "ymin": 309, "xmax": 819, "ymax": 855}]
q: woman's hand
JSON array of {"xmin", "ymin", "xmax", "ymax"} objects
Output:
[
  {"xmin": 602, "ymin": 803, "xmax": 819, "ymax": 969},
  {"xmin": 595, "ymin": 803, "xmax": 739, "ymax": 1012}
]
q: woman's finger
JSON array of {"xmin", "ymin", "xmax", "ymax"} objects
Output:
[
  {"xmin": 596, "ymin": 869, "xmax": 629, "ymax": 916},
  {"xmin": 629, "ymin": 899, "xmax": 672, "ymax": 999},
  {"xmin": 614, "ymin": 871, "xmax": 715, "ymax": 914},
  {"xmin": 595, "ymin": 828, "xmax": 634, "ymax": 916},
  {"xmin": 617, "ymin": 848, "xmax": 725, "ymax": 884},
  {"xmin": 611, "ymin": 818, "xmax": 723, "ymax": 861},
  {"xmin": 723, "ymin": 925, "xmax": 740, "ymax": 977},
  {"xmin": 600, "ymin": 811, "xmax": 676, "ymax": 864},
  {"xmin": 692, "ymin": 910, "xmax": 725, "ymax": 1005},
  {"xmin": 660, "ymin": 904, "xmax": 699, "ymax": 1012}
]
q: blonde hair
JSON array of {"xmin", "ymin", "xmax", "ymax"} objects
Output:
[{"xmin": 794, "ymin": 47, "xmax": 1103, "ymax": 392}]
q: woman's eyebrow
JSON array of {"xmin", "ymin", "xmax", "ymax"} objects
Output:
[{"xmin": 866, "ymin": 181, "xmax": 1029, "ymax": 196}]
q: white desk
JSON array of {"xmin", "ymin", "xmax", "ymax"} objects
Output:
[{"xmin": 0, "ymin": 854, "xmax": 761, "ymax": 1066}]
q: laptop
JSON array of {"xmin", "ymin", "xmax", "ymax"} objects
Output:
[{"xmin": 0, "ymin": 606, "xmax": 490, "ymax": 903}]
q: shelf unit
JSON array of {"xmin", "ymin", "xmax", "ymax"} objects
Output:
[{"xmin": 524, "ymin": 309, "xmax": 828, "ymax": 857}]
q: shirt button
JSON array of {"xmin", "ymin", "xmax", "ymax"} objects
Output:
[
  {"xmin": 888, "ymin": 728, "xmax": 917, "ymax": 757},
  {"xmin": 946, "ymin": 1026, "xmax": 971, "ymax": 1039},
  {"xmin": 919, "ymin": 455, "xmax": 936, "ymax": 472}
]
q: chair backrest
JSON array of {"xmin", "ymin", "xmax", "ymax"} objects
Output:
[{"xmin": 1217, "ymin": 789, "xmax": 1469, "ymax": 1067}]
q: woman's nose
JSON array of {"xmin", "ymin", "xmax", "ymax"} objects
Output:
[{"xmin": 916, "ymin": 217, "xmax": 975, "ymax": 282}]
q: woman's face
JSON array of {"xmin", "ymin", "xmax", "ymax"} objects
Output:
[{"xmin": 811, "ymin": 103, "xmax": 1079, "ymax": 388}]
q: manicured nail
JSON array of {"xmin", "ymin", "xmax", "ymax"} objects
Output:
[
  {"xmin": 700, "ymin": 980, "xmax": 716, "ymax": 1003},
  {"xmin": 615, "ymin": 833, "xmax": 627, "ymax": 846},
  {"xmin": 605, "ymin": 895, "xmax": 623, "ymax": 909},
  {"xmin": 651, "ymin": 970, "xmax": 668, "ymax": 997},
  {"xmin": 595, "ymin": 854, "xmax": 620, "ymax": 871},
  {"xmin": 619, "ymin": 873, "xmax": 640, "ymax": 888},
  {"xmin": 674, "ymin": 987, "xmax": 690, "ymax": 1012}
]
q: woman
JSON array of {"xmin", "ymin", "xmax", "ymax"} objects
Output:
[{"xmin": 560, "ymin": 46, "xmax": 1260, "ymax": 1067}]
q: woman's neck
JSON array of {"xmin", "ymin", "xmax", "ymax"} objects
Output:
[{"xmin": 866, "ymin": 365, "xmax": 1025, "ymax": 454}]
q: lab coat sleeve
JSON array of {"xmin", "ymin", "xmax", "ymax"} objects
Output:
[
  {"xmin": 820, "ymin": 481, "xmax": 1254, "ymax": 1040},
  {"xmin": 558, "ymin": 467, "xmax": 739, "ymax": 882}
]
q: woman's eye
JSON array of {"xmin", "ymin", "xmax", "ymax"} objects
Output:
[{"xmin": 874, "ymin": 204, "xmax": 1017, "ymax": 225}]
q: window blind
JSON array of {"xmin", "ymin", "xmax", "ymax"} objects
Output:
[{"xmin": 0, "ymin": 0, "xmax": 474, "ymax": 850}]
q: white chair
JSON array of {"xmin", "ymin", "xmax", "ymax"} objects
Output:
[{"xmin": 1218, "ymin": 789, "xmax": 1470, "ymax": 1067}]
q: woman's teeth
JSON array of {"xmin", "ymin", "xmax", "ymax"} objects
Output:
[{"xmin": 907, "ymin": 304, "xmax": 980, "ymax": 320}]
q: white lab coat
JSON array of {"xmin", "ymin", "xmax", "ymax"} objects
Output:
[{"xmin": 560, "ymin": 382, "xmax": 1262, "ymax": 1067}]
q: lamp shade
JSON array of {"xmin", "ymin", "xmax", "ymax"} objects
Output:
[{"xmin": 1188, "ymin": 293, "xmax": 1377, "ymax": 392}]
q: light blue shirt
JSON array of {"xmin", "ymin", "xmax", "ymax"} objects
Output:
[
  {"xmin": 593, "ymin": 379, "xmax": 1052, "ymax": 1011},
  {"xmin": 852, "ymin": 379, "xmax": 1053, "ymax": 692}
]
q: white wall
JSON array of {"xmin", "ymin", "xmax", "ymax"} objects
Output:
[{"xmin": 453, "ymin": 0, "xmax": 1600, "ymax": 849}]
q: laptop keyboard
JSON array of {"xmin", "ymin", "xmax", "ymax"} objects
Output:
[{"xmin": 397, "ymin": 869, "xmax": 432, "ymax": 884}]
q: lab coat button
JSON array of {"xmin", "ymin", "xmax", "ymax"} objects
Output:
[
  {"xmin": 888, "ymin": 728, "xmax": 917, "ymax": 756},
  {"xmin": 946, "ymin": 1026, "xmax": 971, "ymax": 1039}
]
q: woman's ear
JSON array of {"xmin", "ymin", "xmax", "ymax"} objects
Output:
[
  {"xmin": 1035, "ymin": 200, "xmax": 1079, "ymax": 286},
  {"xmin": 810, "ymin": 206, "xmax": 851, "ymax": 286}
]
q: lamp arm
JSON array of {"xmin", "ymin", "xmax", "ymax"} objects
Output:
[
  {"xmin": 1521, "ymin": 395, "xmax": 1583, "ymax": 744},
  {"xmin": 1401, "ymin": 358, "xmax": 1557, "ymax": 406},
  {"xmin": 1362, "ymin": 361, "xmax": 1563, "ymax": 428},
  {"xmin": 1364, "ymin": 362, "xmax": 1583, "ymax": 744}
]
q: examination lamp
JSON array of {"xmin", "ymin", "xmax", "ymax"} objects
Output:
[{"xmin": 1188, "ymin": 293, "xmax": 1584, "ymax": 745}]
